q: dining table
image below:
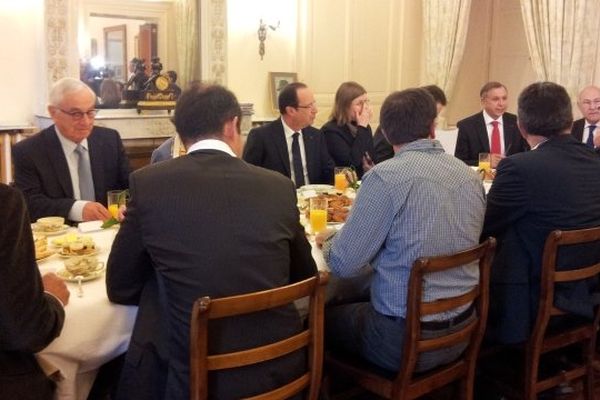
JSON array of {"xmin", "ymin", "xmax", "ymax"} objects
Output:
[
  {"xmin": 32, "ymin": 174, "xmax": 487, "ymax": 400},
  {"xmin": 35, "ymin": 224, "xmax": 137, "ymax": 400}
]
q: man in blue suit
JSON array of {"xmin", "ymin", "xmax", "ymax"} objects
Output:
[{"xmin": 243, "ymin": 82, "xmax": 334, "ymax": 186}]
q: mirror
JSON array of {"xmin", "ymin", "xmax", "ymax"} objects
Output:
[
  {"xmin": 104, "ymin": 24, "xmax": 127, "ymax": 81},
  {"xmin": 77, "ymin": 0, "xmax": 174, "ymax": 108}
]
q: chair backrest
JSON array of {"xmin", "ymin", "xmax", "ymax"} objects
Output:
[
  {"xmin": 190, "ymin": 271, "xmax": 329, "ymax": 400},
  {"xmin": 392, "ymin": 237, "xmax": 496, "ymax": 399},
  {"xmin": 525, "ymin": 227, "xmax": 600, "ymax": 395}
]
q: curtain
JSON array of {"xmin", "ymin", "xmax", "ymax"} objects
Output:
[
  {"xmin": 174, "ymin": 0, "xmax": 200, "ymax": 86},
  {"xmin": 520, "ymin": 0, "xmax": 600, "ymax": 99},
  {"xmin": 422, "ymin": 0, "xmax": 472, "ymax": 100}
]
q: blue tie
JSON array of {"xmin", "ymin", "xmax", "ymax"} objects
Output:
[
  {"xmin": 75, "ymin": 144, "xmax": 95, "ymax": 201},
  {"xmin": 291, "ymin": 132, "xmax": 305, "ymax": 188},
  {"xmin": 587, "ymin": 125, "xmax": 596, "ymax": 148}
]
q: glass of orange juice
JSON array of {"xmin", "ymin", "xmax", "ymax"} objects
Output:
[
  {"xmin": 478, "ymin": 153, "xmax": 492, "ymax": 181},
  {"xmin": 334, "ymin": 167, "xmax": 350, "ymax": 192},
  {"xmin": 478, "ymin": 153, "xmax": 491, "ymax": 172},
  {"xmin": 309, "ymin": 197, "xmax": 328, "ymax": 234},
  {"xmin": 107, "ymin": 190, "xmax": 127, "ymax": 219}
]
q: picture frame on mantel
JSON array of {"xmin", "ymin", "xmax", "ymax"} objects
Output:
[{"xmin": 269, "ymin": 72, "xmax": 297, "ymax": 113}]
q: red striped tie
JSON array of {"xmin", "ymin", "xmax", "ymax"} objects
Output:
[{"xmin": 490, "ymin": 121, "xmax": 501, "ymax": 155}]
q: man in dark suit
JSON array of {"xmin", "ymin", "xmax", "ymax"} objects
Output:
[
  {"xmin": 12, "ymin": 77, "xmax": 130, "ymax": 223},
  {"xmin": 0, "ymin": 183, "xmax": 70, "ymax": 399},
  {"xmin": 454, "ymin": 81, "xmax": 528, "ymax": 167},
  {"xmin": 106, "ymin": 84, "xmax": 317, "ymax": 399},
  {"xmin": 243, "ymin": 82, "xmax": 334, "ymax": 186},
  {"xmin": 571, "ymin": 85, "xmax": 600, "ymax": 149},
  {"xmin": 482, "ymin": 82, "xmax": 600, "ymax": 344}
]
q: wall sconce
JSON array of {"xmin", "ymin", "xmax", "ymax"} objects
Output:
[{"xmin": 257, "ymin": 19, "xmax": 280, "ymax": 60}]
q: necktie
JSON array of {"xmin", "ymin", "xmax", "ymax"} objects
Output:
[
  {"xmin": 490, "ymin": 120, "xmax": 501, "ymax": 154},
  {"xmin": 291, "ymin": 132, "xmax": 305, "ymax": 188},
  {"xmin": 587, "ymin": 125, "xmax": 596, "ymax": 148},
  {"xmin": 75, "ymin": 144, "xmax": 95, "ymax": 201}
]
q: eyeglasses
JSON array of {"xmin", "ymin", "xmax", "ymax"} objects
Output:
[
  {"xmin": 581, "ymin": 99, "xmax": 600, "ymax": 108},
  {"xmin": 57, "ymin": 108, "xmax": 98, "ymax": 120},
  {"xmin": 296, "ymin": 102, "xmax": 317, "ymax": 110}
]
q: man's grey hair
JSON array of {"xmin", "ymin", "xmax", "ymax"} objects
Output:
[{"xmin": 48, "ymin": 77, "xmax": 96, "ymax": 107}]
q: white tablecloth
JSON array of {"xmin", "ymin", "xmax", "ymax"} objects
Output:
[{"xmin": 36, "ymin": 226, "xmax": 137, "ymax": 400}]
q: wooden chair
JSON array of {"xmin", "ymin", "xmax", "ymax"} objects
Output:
[
  {"xmin": 480, "ymin": 228, "xmax": 600, "ymax": 399},
  {"xmin": 325, "ymin": 238, "xmax": 496, "ymax": 400},
  {"xmin": 190, "ymin": 271, "xmax": 329, "ymax": 400}
]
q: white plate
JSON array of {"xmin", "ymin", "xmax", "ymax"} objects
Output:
[
  {"xmin": 298, "ymin": 184, "xmax": 334, "ymax": 192},
  {"xmin": 56, "ymin": 266, "xmax": 105, "ymax": 282},
  {"xmin": 31, "ymin": 224, "xmax": 70, "ymax": 236},
  {"xmin": 58, "ymin": 247, "xmax": 99, "ymax": 258}
]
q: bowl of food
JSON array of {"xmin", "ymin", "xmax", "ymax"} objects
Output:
[
  {"xmin": 63, "ymin": 256, "xmax": 104, "ymax": 277},
  {"xmin": 36, "ymin": 216, "xmax": 65, "ymax": 232},
  {"xmin": 304, "ymin": 193, "xmax": 353, "ymax": 224}
]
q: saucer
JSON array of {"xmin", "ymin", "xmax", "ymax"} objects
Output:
[{"xmin": 56, "ymin": 266, "xmax": 105, "ymax": 282}]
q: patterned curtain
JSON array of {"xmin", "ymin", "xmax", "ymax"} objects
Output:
[
  {"xmin": 174, "ymin": 0, "xmax": 200, "ymax": 86},
  {"xmin": 422, "ymin": 0, "xmax": 472, "ymax": 101},
  {"xmin": 520, "ymin": 0, "xmax": 600, "ymax": 99}
]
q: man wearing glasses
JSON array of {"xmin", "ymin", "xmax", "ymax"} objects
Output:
[
  {"xmin": 243, "ymin": 82, "xmax": 334, "ymax": 186},
  {"xmin": 12, "ymin": 77, "xmax": 130, "ymax": 222},
  {"xmin": 572, "ymin": 85, "xmax": 600, "ymax": 150}
]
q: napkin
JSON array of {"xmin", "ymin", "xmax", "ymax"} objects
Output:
[{"xmin": 78, "ymin": 220, "xmax": 104, "ymax": 233}]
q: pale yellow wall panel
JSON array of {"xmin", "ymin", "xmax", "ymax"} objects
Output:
[
  {"xmin": 349, "ymin": 0, "xmax": 394, "ymax": 94},
  {"xmin": 306, "ymin": 0, "xmax": 349, "ymax": 94}
]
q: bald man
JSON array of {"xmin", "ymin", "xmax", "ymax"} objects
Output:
[{"xmin": 572, "ymin": 85, "xmax": 600, "ymax": 150}]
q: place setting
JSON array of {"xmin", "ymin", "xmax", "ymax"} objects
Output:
[
  {"xmin": 31, "ymin": 216, "xmax": 70, "ymax": 236},
  {"xmin": 57, "ymin": 236, "xmax": 98, "ymax": 258},
  {"xmin": 56, "ymin": 255, "xmax": 106, "ymax": 297}
]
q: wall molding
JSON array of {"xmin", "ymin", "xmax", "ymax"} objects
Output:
[{"xmin": 201, "ymin": 0, "xmax": 227, "ymax": 85}]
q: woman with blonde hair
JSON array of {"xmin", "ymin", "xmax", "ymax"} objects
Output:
[{"xmin": 321, "ymin": 81, "xmax": 374, "ymax": 179}]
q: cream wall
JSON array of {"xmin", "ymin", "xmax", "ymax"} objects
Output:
[
  {"xmin": 0, "ymin": 0, "xmax": 588, "ymax": 128},
  {"xmin": 226, "ymin": 0, "xmax": 423, "ymax": 128},
  {"xmin": 0, "ymin": 0, "xmax": 44, "ymax": 125},
  {"xmin": 227, "ymin": 0, "xmax": 298, "ymax": 117}
]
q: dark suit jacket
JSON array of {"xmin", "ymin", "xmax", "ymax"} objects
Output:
[
  {"xmin": 454, "ymin": 112, "xmax": 528, "ymax": 166},
  {"xmin": 12, "ymin": 125, "xmax": 130, "ymax": 222},
  {"xmin": 482, "ymin": 134, "xmax": 600, "ymax": 344},
  {"xmin": 571, "ymin": 118, "xmax": 586, "ymax": 141},
  {"xmin": 0, "ymin": 184, "xmax": 65, "ymax": 399},
  {"xmin": 243, "ymin": 118, "xmax": 334, "ymax": 184},
  {"xmin": 372, "ymin": 126, "xmax": 394, "ymax": 164},
  {"xmin": 321, "ymin": 120, "xmax": 374, "ymax": 179},
  {"xmin": 106, "ymin": 149, "xmax": 317, "ymax": 399}
]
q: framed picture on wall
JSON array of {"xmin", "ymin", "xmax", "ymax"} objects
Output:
[{"xmin": 269, "ymin": 72, "xmax": 298, "ymax": 113}]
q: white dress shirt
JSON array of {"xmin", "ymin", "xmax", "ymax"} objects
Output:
[
  {"xmin": 281, "ymin": 119, "xmax": 310, "ymax": 185},
  {"xmin": 483, "ymin": 110, "xmax": 506, "ymax": 155},
  {"xmin": 186, "ymin": 138, "xmax": 236, "ymax": 156}
]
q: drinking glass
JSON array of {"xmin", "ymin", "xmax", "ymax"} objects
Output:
[
  {"xmin": 478, "ymin": 153, "xmax": 491, "ymax": 172},
  {"xmin": 309, "ymin": 197, "xmax": 328, "ymax": 234},
  {"xmin": 334, "ymin": 167, "xmax": 351, "ymax": 192},
  {"xmin": 107, "ymin": 190, "xmax": 128, "ymax": 219}
]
